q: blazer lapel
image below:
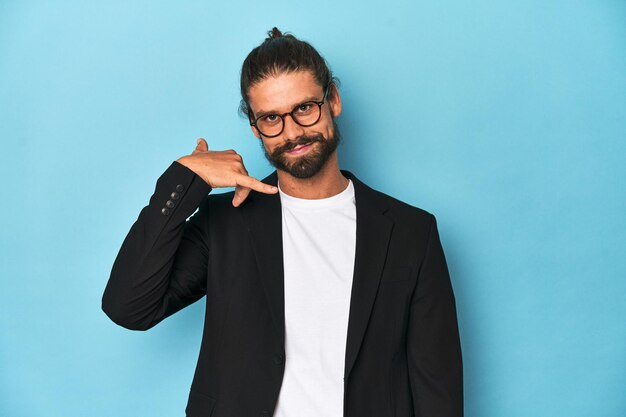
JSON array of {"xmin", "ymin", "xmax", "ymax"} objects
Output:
[
  {"xmin": 342, "ymin": 171, "xmax": 394, "ymax": 381},
  {"xmin": 240, "ymin": 171, "xmax": 285, "ymax": 348}
]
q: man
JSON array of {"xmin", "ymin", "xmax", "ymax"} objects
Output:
[{"xmin": 102, "ymin": 28, "xmax": 463, "ymax": 417}]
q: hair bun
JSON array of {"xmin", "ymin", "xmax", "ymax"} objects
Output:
[{"xmin": 268, "ymin": 27, "xmax": 283, "ymax": 40}]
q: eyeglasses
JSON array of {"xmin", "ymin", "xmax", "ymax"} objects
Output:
[{"xmin": 249, "ymin": 87, "xmax": 329, "ymax": 138}]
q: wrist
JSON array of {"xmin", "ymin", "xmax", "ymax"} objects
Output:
[{"xmin": 176, "ymin": 155, "xmax": 190, "ymax": 167}]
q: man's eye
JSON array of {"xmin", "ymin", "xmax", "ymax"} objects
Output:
[
  {"xmin": 296, "ymin": 103, "xmax": 313, "ymax": 113},
  {"xmin": 262, "ymin": 114, "xmax": 280, "ymax": 124}
]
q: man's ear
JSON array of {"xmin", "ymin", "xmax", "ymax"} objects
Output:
[{"xmin": 328, "ymin": 83, "xmax": 342, "ymax": 118}]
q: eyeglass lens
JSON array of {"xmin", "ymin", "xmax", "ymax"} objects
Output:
[{"xmin": 255, "ymin": 102, "xmax": 322, "ymax": 137}]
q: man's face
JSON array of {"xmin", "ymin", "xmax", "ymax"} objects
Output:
[{"xmin": 247, "ymin": 70, "xmax": 342, "ymax": 179}]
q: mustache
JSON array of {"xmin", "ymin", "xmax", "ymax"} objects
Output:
[{"xmin": 273, "ymin": 134, "xmax": 325, "ymax": 154}]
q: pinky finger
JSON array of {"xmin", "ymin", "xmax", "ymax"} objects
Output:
[{"xmin": 232, "ymin": 185, "xmax": 252, "ymax": 207}]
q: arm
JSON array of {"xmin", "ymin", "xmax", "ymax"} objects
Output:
[
  {"xmin": 101, "ymin": 161, "xmax": 212, "ymax": 330},
  {"xmin": 102, "ymin": 139, "xmax": 278, "ymax": 330},
  {"xmin": 407, "ymin": 214, "xmax": 464, "ymax": 416}
]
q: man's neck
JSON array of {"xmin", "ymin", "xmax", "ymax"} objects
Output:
[{"xmin": 276, "ymin": 154, "xmax": 349, "ymax": 199}]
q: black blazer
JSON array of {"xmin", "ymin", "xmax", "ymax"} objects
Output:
[{"xmin": 102, "ymin": 161, "xmax": 463, "ymax": 417}]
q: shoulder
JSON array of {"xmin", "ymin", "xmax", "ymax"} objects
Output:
[
  {"xmin": 370, "ymin": 186, "xmax": 436, "ymax": 235},
  {"xmin": 379, "ymin": 188, "xmax": 432, "ymax": 219},
  {"xmin": 346, "ymin": 170, "xmax": 435, "ymax": 226}
]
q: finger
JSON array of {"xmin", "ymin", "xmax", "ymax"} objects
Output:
[
  {"xmin": 232, "ymin": 163, "xmax": 252, "ymax": 206},
  {"xmin": 236, "ymin": 174, "xmax": 278, "ymax": 195},
  {"xmin": 232, "ymin": 185, "xmax": 252, "ymax": 207}
]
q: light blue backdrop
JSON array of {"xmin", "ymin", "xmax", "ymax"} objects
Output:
[{"xmin": 1, "ymin": 1, "xmax": 624, "ymax": 416}]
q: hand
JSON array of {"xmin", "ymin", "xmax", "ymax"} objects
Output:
[{"xmin": 176, "ymin": 138, "xmax": 277, "ymax": 207}]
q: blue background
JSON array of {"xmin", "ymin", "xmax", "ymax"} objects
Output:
[{"xmin": 1, "ymin": 1, "xmax": 625, "ymax": 416}]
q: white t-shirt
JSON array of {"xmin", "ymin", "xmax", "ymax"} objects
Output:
[{"xmin": 274, "ymin": 179, "xmax": 357, "ymax": 417}]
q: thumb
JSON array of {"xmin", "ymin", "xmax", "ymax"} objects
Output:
[{"xmin": 195, "ymin": 138, "xmax": 209, "ymax": 152}]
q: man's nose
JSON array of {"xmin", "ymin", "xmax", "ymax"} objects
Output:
[{"xmin": 281, "ymin": 114, "xmax": 305, "ymax": 141}]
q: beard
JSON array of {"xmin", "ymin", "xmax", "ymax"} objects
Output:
[{"xmin": 262, "ymin": 120, "xmax": 342, "ymax": 179}]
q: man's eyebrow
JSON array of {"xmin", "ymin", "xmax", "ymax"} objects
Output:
[{"xmin": 254, "ymin": 95, "xmax": 322, "ymax": 117}]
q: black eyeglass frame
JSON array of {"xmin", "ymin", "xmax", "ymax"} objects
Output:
[{"xmin": 249, "ymin": 86, "xmax": 330, "ymax": 138}]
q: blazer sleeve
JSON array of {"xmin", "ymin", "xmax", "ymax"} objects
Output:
[
  {"xmin": 407, "ymin": 214, "xmax": 464, "ymax": 416},
  {"xmin": 102, "ymin": 161, "xmax": 213, "ymax": 331}
]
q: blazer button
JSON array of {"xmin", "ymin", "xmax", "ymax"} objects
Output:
[
  {"xmin": 176, "ymin": 184, "xmax": 185, "ymax": 193},
  {"xmin": 273, "ymin": 353, "xmax": 284, "ymax": 365},
  {"xmin": 161, "ymin": 207, "xmax": 170, "ymax": 216},
  {"xmin": 165, "ymin": 200, "xmax": 175, "ymax": 209},
  {"xmin": 260, "ymin": 410, "xmax": 271, "ymax": 417},
  {"xmin": 170, "ymin": 191, "xmax": 180, "ymax": 200}
]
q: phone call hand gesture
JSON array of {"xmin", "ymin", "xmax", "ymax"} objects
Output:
[{"xmin": 176, "ymin": 138, "xmax": 278, "ymax": 207}]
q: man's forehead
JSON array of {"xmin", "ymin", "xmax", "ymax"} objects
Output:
[{"xmin": 248, "ymin": 70, "xmax": 324, "ymax": 114}]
